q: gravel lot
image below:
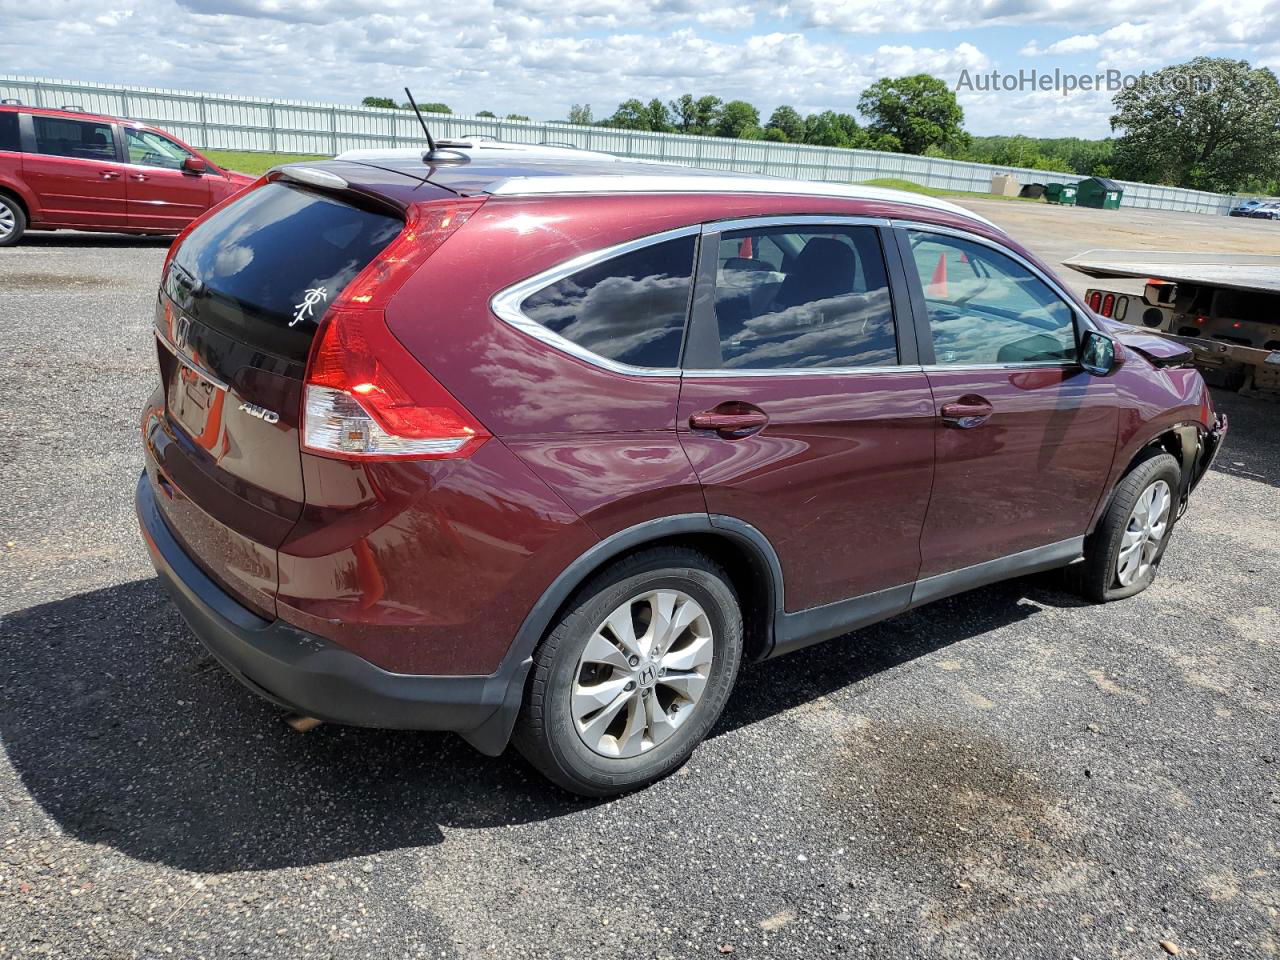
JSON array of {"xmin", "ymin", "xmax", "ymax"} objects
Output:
[{"xmin": 1, "ymin": 207, "xmax": 1278, "ymax": 960}]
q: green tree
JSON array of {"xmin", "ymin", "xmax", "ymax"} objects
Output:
[
  {"xmin": 476, "ymin": 110, "xmax": 496, "ymax": 118},
  {"xmin": 643, "ymin": 98, "xmax": 675, "ymax": 132},
  {"xmin": 669, "ymin": 94, "xmax": 698, "ymax": 132},
  {"xmin": 763, "ymin": 126, "xmax": 788, "ymax": 142},
  {"xmin": 858, "ymin": 75, "xmax": 967, "ymax": 155},
  {"xmin": 694, "ymin": 95, "xmax": 723, "ymax": 135},
  {"xmin": 568, "ymin": 103, "xmax": 594, "ymax": 125},
  {"xmin": 605, "ymin": 98, "xmax": 653, "ymax": 130},
  {"xmin": 506, "ymin": 113, "xmax": 530, "ymax": 121},
  {"xmin": 716, "ymin": 100, "xmax": 760, "ymax": 138},
  {"xmin": 766, "ymin": 105, "xmax": 805, "ymax": 142},
  {"xmin": 403, "ymin": 101, "xmax": 452, "ymax": 114},
  {"xmin": 1110, "ymin": 57, "xmax": 1280, "ymax": 192},
  {"xmin": 361, "ymin": 96, "xmax": 397, "ymax": 109}
]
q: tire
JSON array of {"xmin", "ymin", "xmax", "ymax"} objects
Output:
[
  {"xmin": 0, "ymin": 193, "xmax": 26, "ymax": 247},
  {"xmin": 513, "ymin": 546, "xmax": 743, "ymax": 797},
  {"xmin": 1070, "ymin": 451, "xmax": 1181, "ymax": 602}
]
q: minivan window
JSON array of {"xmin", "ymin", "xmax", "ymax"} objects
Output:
[
  {"xmin": 708, "ymin": 225, "xmax": 898, "ymax": 369},
  {"xmin": 32, "ymin": 116, "xmax": 116, "ymax": 161},
  {"xmin": 127, "ymin": 128, "xmax": 194, "ymax": 170},
  {"xmin": 908, "ymin": 232, "xmax": 1077, "ymax": 365},
  {"xmin": 520, "ymin": 235, "xmax": 696, "ymax": 369},
  {"xmin": 0, "ymin": 112, "xmax": 18, "ymax": 153},
  {"xmin": 166, "ymin": 182, "xmax": 403, "ymax": 362}
]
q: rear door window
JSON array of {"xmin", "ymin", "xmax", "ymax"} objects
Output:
[
  {"xmin": 707, "ymin": 225, "xmax": 898, "ymax": 369},
  {"xmin": 166, "ymin": 181, "xmax": 403, "ymax": 362},
  {"xmin": 519, "ymin": 234, "xmax": 696, "ymax": 369},
  {"xmin": 126, "ymin": 128, "xmax": 195, "ymax": 170},
  {"xmin": 0, "ymin": 112, "xmax": 19, "ymax": 152},
  {"xmin": 32, "ymin": 116, "xmax": 116, "ymax": 161}
]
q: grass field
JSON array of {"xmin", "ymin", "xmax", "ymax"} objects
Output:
[
  {"xmin": 205, "ymin": 150, "xmax": 329, "ymax": 175},
  {"xmin": 861, "ymin": 177, "xmax": 1043, "ymax": 202}
]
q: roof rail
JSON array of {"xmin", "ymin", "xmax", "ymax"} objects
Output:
[{"xmin": 483, "ymin": 174, "xmax": 998, "ymax": 228}]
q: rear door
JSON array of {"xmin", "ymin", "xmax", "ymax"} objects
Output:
[
  {"xmin": 144, "ymin": 179, "xmax": 405, "ymax": 615},
  {"xmin": 20, "ymin": 114, "xmax": 128, "ymax": 228},
  {"xmin": 122, "ymin": 127, "xmax": 210, "ymax": 231},
  {"xmin": 677, "ymin": 217, "xmax": 935, "ymax": 617},
  {"xmin": 899, "ymin": 226, "xmax": 1118, "ymax": 580}
]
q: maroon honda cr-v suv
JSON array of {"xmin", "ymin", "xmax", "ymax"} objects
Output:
[{"xmin": 136, "ymin": 146, "xmax": 1225, "ymax": 795}]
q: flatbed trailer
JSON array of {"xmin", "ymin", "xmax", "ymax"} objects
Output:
[{"xmin": 1064, "ymin": 249, "xmax": 1280, "ymax": 393}]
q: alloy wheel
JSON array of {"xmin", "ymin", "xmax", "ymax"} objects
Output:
[
  {"xmin": 1116, "ymin": 479, "xmax": 1171, "ymax": 587},
  {"xmin": 0, "ymin": 204, "xmax": 14, "ymax": 241},
  {"xmin": 571, "ymin": 589, "xmax": 714, "ymax": 758}
]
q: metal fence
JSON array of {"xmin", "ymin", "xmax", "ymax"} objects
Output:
[{"xmin": 0, "ymin": 75, "xmax": 1238, "ymax": 217}]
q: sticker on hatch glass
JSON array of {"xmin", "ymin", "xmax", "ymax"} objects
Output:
[{"xmin": 291, "ymin": 286, "xmax": 329, "ymax": 327}]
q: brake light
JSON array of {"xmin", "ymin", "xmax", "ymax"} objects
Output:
[
  {"xmin": 1088, "ymin": 291, "xmax": 1102, "ymax": 311},
  {"xmin": 301, "ymin": 198, "xmax": 489, "ymax": 461},
  {"xmin": 1101, "ymin": 293, "xmax": 1115, "ymax": 317}
]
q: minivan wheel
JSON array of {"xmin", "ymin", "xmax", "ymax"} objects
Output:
[
  {"xmin": 513, "ymin": 547, "xmax": 743, "ymax": 797},
  {"xmin": 0, "ymin": 194, "xmax": 26, "ymax": 247},
  {"xmin": 1070, "ymin": 452, "xmax": 1181, "ymax": 602}
]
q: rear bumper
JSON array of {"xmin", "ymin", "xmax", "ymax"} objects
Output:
[{"xmin": 135, "ymin": 473, "xmax": 528, "ymax": 754}]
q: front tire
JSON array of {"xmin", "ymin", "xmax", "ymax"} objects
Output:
[
  {"xmin": 1071, "ymin": 451, "xmax": 1181, "ymax": 602},
  {"xmin": 513, "ymin": 547, "xmax": 743, "ymax": 797},
  {"xmin": 0, "ymin": 194, "xmax": 26, "ymax": 247}
]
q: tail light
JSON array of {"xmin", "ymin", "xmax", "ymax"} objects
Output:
[
  {"xmin": 1088, "ymin": 291, "xmax": 1102, "ymax": 311},
  {"xmin": 1101, "ymin": 293, "xmax": 1115, "ymax": 317},
  {"xmin": 302, "ymin": 199, "xmax": 490, "ymax": 461}
]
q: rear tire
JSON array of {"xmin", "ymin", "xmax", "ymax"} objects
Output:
[
  {"xmin": 1070, "ymin": 451, "xmax": 1181, "ymax": 602},
  {"xmin": 0, "ymin": 193, "xmax": 25, "ymax": 247},
  {"xmin": 513, "ymin": 547, "xmax": 743, "ymax": 797}
]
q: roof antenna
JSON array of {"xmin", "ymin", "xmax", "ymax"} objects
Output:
[{"xmin": 404, "ymin": 86, "xmax": 438, "ymax": 155}]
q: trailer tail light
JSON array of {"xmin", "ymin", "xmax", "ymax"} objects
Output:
[
  {"xmin": 301, "ymin": 199, "xmax": 490, "ymax": 461},
  {"xmin": 1088, "ymin": 291, "xmax": 1102, "ymax": 311},
  {"xmin": 1114, "ymin": 296, "xmax": 1128, "ymax": 321}
]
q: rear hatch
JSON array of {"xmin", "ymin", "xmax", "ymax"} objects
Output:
[{"xmin": 144, "ymin": 169, "xmax": 432, "ymax": 616}]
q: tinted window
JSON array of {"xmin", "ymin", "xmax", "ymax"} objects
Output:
[
  {"xmin": 167, "ymin": 182, "xmax": 402, "ymax": 362},
  {"xmin": 32, "ymin": 116, "xmax": 115, "ymax": 161},
  {"xmin": 520, "ymin": 235, "xmax": 696, "ymax": 368},
  {"xmin": 127, "ymin": 128, "xmax": 194, "ymax": 170},
  {"xmin": 0, "ymin": 112, "xmax": 18, "ymax": 153},
  {"xmin": 709, "ymin": 225, "xmax": 897, "ymax": 369},
  {"xmin": 909, "ymin": 232, "xmax": 1077, "ymax": 365}
]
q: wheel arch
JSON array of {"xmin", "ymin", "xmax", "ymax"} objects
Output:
[
  {"xmin": 0, "ymin": 180, "xmax": 33, "ymax": 220},
  {"xmin": 1090, "ymin": 422, "xmax": 1201, "ymax": 534}
]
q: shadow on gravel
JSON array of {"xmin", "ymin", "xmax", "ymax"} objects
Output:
[
  {"xmin": 0, "ymin": 570, "xmax": 1067, "ymax": 874},
  {"xmin": 1205, "ymin": 387, "xmax": 1280, "ymax": 491}
]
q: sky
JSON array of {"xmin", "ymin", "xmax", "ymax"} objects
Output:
[{"xmin": 1, "ymin": 0, "xmax": 1276, "ymax": 139}]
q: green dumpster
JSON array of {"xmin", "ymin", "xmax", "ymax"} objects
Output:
[
  {"xmin": 1044, "ymin": 182, "xmax": 1078, "ymax": 205},
  {"xmin": 1077, "ymin": 177, "xmax": 1122, "ymax": 209}
]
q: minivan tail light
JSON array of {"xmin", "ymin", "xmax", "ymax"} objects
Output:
[{"xmin": 301, "ymin": 198, "xmax": 490, "ymax": 461}]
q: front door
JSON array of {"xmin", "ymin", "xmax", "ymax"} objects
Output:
[
  {"xmin": 123, "ymin": 128, "xmax": 210, "ymax": 231},
  {"xmin": 22, "ymin": 114, "xmax": 127, "ymax": 228},
  {"xmin": 900, "ymin": 227, "xmax": 1118, "ymax": 579},
  {"xmin": 677, "ymin": 219, "xmax": 935, "ymax": 614}
]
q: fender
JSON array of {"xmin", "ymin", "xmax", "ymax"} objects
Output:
[{"xmin": 0, "ymin": 171, "xmax": 37, "ymax": 222}]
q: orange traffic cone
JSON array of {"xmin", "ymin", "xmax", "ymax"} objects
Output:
[{"xmin": 928, "ymin": 252, "xmax": 948, "ymax": 297}]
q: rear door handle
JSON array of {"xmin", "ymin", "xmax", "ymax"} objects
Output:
[
  {"xmin": 689, "ymin": 404, "xmax": 769, "ymax": 438},
  {"xmin": 940, "ymin": 396, "xmax": 994, "ymax": 428},
  {"xmin": 130, "ymin": 173, "xmax": 149, "ymax": 182},
  {"xmin": 99, "ymin": 170, "xmax": 120, "ymax": 180}
]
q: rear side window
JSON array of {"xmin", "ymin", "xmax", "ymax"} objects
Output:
[
  {"xmin": 0, "ymin": 113, "xmax": 18, "ymax": 153},
  {"xmin": 709, "ymin": 225, "xmax": 898, "ymax": 369},
  {"xmin": 32, "ymin": 116, "xmax": 116, "ymax": 160},
  {"xmin": 520, "ymin": 234, "xmax": 696, "ymax": 369},
  {"xmin": 166, "ymin": 181, "xmax": 403, "ymax": 362}
]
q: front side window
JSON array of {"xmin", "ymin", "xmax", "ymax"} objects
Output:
[
  {"xmin": 520, "ymin": 234, "xmax": 696, "ymax": 369},
  {"xmin": 908, "ymin": 231, "xmax": 1078, "ymax": 365},
  {"xmin": 708, "ymin": 225, "xmax": 898, "ymax": 369},
  {"xmin": 32, "ymin": 116, "xmax": 116, "ymax": 161},
  {"xmin": 126, "ymin": 128, "xmax": 195, "ymax": 170},
  {"xmin": 0, "ymin": 112, "xmax": 19, "ymax": 153}
]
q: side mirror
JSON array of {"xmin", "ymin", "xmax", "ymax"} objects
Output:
[
  {"xmin": 182, "ymin": 156, "xmax": 207, "ymax": 175},
  {"xmin": 1080, "ymin": 329, "xmax": 1122, "ymax": 376}
]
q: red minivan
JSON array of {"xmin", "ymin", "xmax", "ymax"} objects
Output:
[
  {"xmin": 136, "ymin": 148, "xmax": 1225, "ymax": 795},
  {"xmin": 0, "ymin": 105, "xmax": 254, "ymax": 244}
]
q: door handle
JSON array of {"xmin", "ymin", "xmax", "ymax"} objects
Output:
[
  {"xmin": 130, "ymin": 173, "xmax": 149, "ymax": 182},
  {"xmin": 99, "ymin": 171, "xmax": 120, "ymax": 180},
  {"xmin": 689, "ymin": 405, "xmax": 769, "ymax": 438},
  {"xmin": 940, "ymin": 395, "xmax": 994, "ymax": 428}
]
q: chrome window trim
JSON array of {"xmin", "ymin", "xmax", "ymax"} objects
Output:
[
  {"xmin": 894, "ymin": 218, "xmax": 1095, "ymax": 370},
  {"xmin": 489, "ymin": 224, "xmax": 701, "ymax": 378},
  {"xmin": 154, "ymin": 329, "xmax": 230, "ymax": 392},
  {"xmin": 683, "ymin": 365, "xmax": 923, "ymax": 378},
  {"xmin": 702, "ymin": 214, "xmax": 891, "ymax": 234}
]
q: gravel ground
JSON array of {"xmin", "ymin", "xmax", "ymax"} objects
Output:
[{"xmin": 1, "ymin": 212, "xmax": 1278, "ymax": 960}]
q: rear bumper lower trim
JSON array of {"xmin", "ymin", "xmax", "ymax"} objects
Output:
[{"xmin": 135, "ymin": 472, "xmax": 528, "ymax": 754}]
